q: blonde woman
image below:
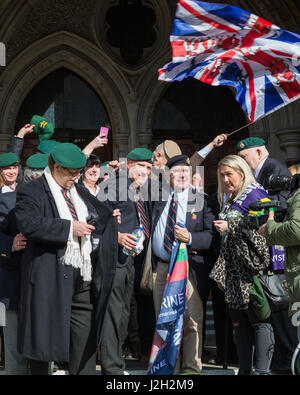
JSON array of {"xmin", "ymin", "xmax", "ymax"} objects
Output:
[{"xmin": 210, "ymin": 155, "xmax": 274, "ymax": 375}]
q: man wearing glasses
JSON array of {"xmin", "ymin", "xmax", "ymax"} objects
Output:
[{"xmin": 15, "ymin": 143, "xmax": 118, "ymax": 375}]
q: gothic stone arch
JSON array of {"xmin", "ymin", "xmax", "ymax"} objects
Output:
[{"xmin": 0, "ymin": 31, "xmax": 131, "ymax": 157}]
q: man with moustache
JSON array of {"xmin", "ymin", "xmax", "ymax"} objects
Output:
[
  {"xmin": 151, "ymin": 155, "xmax": 215, "ymax": 374},
  {"xmin": 98, "ymin": 147, "xmax": 154, "ymax": 375},
  {"xmin": 15, "ymin": 143, "xmax": 118, "ymax": 375}
]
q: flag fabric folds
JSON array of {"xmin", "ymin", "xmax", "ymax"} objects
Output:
[
  {"xmin": 159, "ymin": 0, "xmax": 300, "ymax": 122},
  {"xmin": 148, "ymin": 242, "xmax": 189, "ymax": 375}
]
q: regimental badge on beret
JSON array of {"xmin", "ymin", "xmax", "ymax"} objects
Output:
[
  {"xmin": 236, "ymin": 137, "xmax": 266, "ymax": 153},
  {"xmin": 127, "ymin": 148, "xmax": 155, "ymax": 164},
  {"xmin": 186, "ymin": 158, "xmax": 190, "ymax": 165},
  {"xmin": 30, "ymin": 114, "xmax": 54, "ymax": 142}
]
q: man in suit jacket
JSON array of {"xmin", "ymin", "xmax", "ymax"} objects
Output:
[
  {"xmin": 151, "ymin": 154, "xmax": 215, "ymax": 374},
  {"xmin": 237, "ymin": 136, "xmax": 298, "ymax": 374},
  {"xmin": 97, "ymin": 147, "xmax": 154, "ymax": 375},
  {"xmin": 15, "ymin": 143, "xmax": 118, "ymax": 375}
]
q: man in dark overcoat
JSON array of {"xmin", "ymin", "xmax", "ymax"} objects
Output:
[
  {"xmin": 97, "ymin": 148, "xmax": 153, "ymax": 375},
  {"xmin": 15, "ymin": 143, "xmax": 118, "ymax": 375}
]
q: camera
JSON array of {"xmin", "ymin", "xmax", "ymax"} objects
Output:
[
  {"xmin": 242, "ymin": 199, "xmax": 281, "ymax": 230},
  {"xmin": 266, "ymin": 174, "xmax": 300, "ymax": 192}
]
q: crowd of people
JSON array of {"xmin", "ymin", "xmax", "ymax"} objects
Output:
[{"xmin": 0, "ymin": 119, "xmax": 299, "ymax": 376}]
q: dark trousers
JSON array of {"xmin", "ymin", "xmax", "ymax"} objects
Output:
[
  {"xmin": 271, "ymin": 308, "xmax": 298, "ymax": 371},
  {"xmin": 28, "ymin": 268, "xmax": 97, "ymax": 375},
  {"xmin": 211, "ymin": 280, "xmax": 237, "ymax": 361},
  {"xmin": 100, "ymin": 262, "xmax": 135, "ymax": 375}
]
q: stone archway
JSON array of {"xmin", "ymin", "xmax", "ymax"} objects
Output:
[{"xmin": 0, "ymin": 31, "xmax": 132, "ymax": 157}]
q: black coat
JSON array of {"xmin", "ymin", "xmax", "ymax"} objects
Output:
[
  {"xmin": 15, "ymin": 175, "xmax": 117, "ymax": 361},
  {"xmin": 0, "ymin": 191, "xmax": 22, "ymax": 310},
  {"xmin": 257, "ymin": 157, "xmax": 292, "ymax": 217},
  {"xmin": 151, "ymin": 188, "xmax": 216, "ymax": 299},
  {"xmin": 98, "ymin": 170, "xmax": 151, "ymax": 267}
]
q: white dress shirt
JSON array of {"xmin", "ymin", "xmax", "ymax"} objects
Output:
[{"xmin": 152, "ymin": 187, "xmax": 191, "ymax": 262}]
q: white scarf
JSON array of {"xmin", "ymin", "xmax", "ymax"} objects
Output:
[{"xmin": 44, "ymin": 167, "xmax": 92, "ymax": 281}]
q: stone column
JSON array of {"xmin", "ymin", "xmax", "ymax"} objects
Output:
[
  {"xmin": 276, "ymin": 129, "xmax": 300, "ymax": 166},
  {"xmin": 113, "ymin": 132, "xmax": 130, "ymax": 159},
  {"xmin": 0, "ymin": 133, "xmax": 12, "ymax": 153},
  {"xmin": 137, "ymin": 132, "xmax": 153, "ymax": 148}
]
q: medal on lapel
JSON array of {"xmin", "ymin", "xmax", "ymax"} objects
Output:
[{"xmin": 191, "ymin": 208, "xmax": 197, "ymax": 220}]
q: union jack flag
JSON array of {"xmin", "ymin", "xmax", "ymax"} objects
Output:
[{"xmin": 159, "ymin": 0, "xmax": 300, "ymax": 122}]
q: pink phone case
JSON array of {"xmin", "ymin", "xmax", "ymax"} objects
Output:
[{"xmin": 99, "ymin": 126, "xmax": 109, "ymax": 138}]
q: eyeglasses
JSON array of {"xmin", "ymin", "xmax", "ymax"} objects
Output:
[{"xmin": 62, "ymin": 167, "xmax": 82, "ymax": 177}]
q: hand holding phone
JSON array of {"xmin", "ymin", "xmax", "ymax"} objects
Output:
[{"xmin": 99, "ymin": 126, "xmax": 109, "ymax": 138}]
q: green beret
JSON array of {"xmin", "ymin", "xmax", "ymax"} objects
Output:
[
  {"xmin": 0, "ymin": 152, "xmax": 20, "ymax": 167},
  {"xmin": 30, "ymin": 115, "xmax": 54, "ymax": 142},
  {"xmin": 51, "ymin": 143, "xmax": 87, "ymax": 169},
  {"xmin": 166, "ymin": 154, "xmax": 190, "ymax": 169},
  {"xmin": 127, "ymin": 148, "xmax": 155, "ymax": 164},
  {"xmin": 236, "ymin": 137, "xmax": 266, "ymax": 153},
  {"xmin": 37, "ymin": 140, "xmax": 61, "ymax": 154},
  {"xmin": 26, "ymin": 153, "xmax": 49, "ymax": 169}
]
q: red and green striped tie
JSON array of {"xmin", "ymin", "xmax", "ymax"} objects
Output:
[
  {"xmin": 135, "ymin": 190, "xmax": 150, "ymax": 239},
  {"xmin": 61, "ymin": 189, "xmax": 78, "ymax": 221}
]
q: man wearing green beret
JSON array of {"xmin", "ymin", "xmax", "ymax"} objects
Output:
[
  {"xmin": 15, "ymin": 143, "xmax": 118, "ymax": 375},
  {"xmin": 236, "ymin": 136, "xmax": 292, "ymax": 214},
  {"xmin": 98, "ymin": 147, "xmax": 153, "ymax": 375},
  {"xmin": 0, "ymin": 152, "xmax": 20, "ymax": 193},
  {"xmin": 37, "ymin": 140, "xmax": 61, "ymax": 154},
  {"xmin": 237, "ymin": 136, "xmax": 297, "ymax": 374}
]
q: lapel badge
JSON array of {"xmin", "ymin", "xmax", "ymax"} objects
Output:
[{"xmin": 191, "ymin": 208, "xmax": 197, "ymax": 220}]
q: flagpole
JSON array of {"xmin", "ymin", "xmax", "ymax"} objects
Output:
[{"xmin": 226, "ymin": 120, "xmax": 253, "ymax": 137}]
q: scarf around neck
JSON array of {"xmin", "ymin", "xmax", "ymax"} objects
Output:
[{"xmin": 44, "ymin": 167, "xmax": 92, "ymax": 281}]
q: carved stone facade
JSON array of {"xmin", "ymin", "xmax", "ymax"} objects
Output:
[{"xmin": 0, "ymin": 0, "xmax": 299, "ymax": 163}]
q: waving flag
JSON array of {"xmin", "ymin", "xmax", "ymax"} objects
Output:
[
  {"xmin": 148, "ymin": 242, "xmax": 189, "ymax": 375},
  {"xmin": 159, "ymin": 0, "xmax": 300, "ymax": 122}
]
